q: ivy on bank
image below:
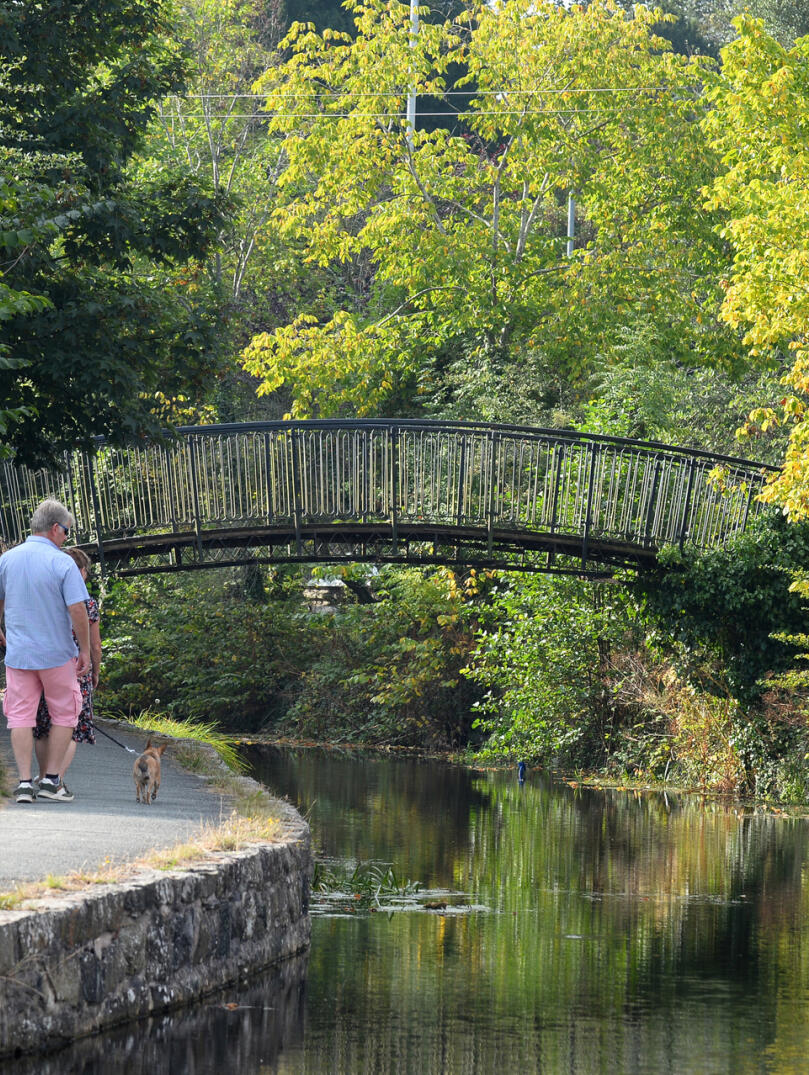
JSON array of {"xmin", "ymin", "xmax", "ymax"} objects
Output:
[{"xmin": 638, "ymin": 513, "xmax": 809, "ymax": 704}]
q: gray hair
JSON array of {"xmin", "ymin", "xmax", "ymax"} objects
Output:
[{"xmin": 30, "ymin": 499, "xmax": 74, "ymax": 534}]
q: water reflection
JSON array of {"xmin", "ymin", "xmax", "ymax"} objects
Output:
[
  {"xmin": 243, "ymin": 745, "xmax": 491, "ymax": 887},
  {"xmin": 245, "ymin": 747, "xmax": 809, "ymax": 1073},
  {"xmin": 11, "ymin": 747, "xmax": 809, "ymax": 1074}
]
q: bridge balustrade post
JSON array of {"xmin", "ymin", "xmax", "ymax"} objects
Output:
[
  {"xmin": 188, "ymin": 436, "xmax": 205, "ymax": 563},
  {"xmin": 262, "ymin": 432, "xmax": 274, "ymax": 524},
  {"xmin": 85, "ymin": 453, "xmax": 107, "ymax": 578},
  {"xmin": 164, "ymin": 442, "xmax": 180, "ymax": 568},
  {"xmin": 452, "ymin": 434, "xmax": 467, "ymax": 562},
  {"xmin": 677, "ymin": 458, "xmax": 697, "ymax": 550},
  {"xmin": 740, "ymin": 477, "xmax": 757, "ymax": 535},
  {"xmin": 361, "ymin": 430, "xmax": 369, "ymax": 523},
  {"xmin": 486, "ymin": 432, "xmax": 499, "ymax": 556},
  {"xmin": 0, "ymin": 463, "xmax": 27, "ymax": 548},
  {"xmin": 642, "ymin": 457, "xmax": 663, "ymax": 547},
  {"xmin": 65, "ymin": 452, "xmax": 82, "ymax": 544},
  {"xmin": 290, "ymin": 427, "xmax": 303, "ymax": 556},
  {"xmin": 0, "ymin": 463, "xmax": 15, "ymax": 548},
  {"xmin": 581, "ymin": 443, "xmax": 599, "ymax": 571},
  {"xmin": 390, "ymin": 426, "xmax": 399, "ymax": 551},
  {"xmin": 456, "ymin": 434, "xmax": 467, "ymax": 538},
  {"xmin": 548, "ymin": 443, "xmax": 565, "ymax": 534},
  {"xmin": 544, "ymin": 441, "xmax": 567, "ymax": 569}
]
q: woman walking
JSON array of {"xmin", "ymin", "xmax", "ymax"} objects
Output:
[{"xmin": 33, "ymin": 546, "xmax": 102, "ymax": 800}]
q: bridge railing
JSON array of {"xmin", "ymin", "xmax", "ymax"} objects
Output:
[{"xmin": 0, "ymin": 420, "xmax": 777, "ymax": 572}]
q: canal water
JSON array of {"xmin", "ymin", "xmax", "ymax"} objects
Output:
[{"xmin": 8, "ymin": 746, "xmax": 809, "ymax": 1074}]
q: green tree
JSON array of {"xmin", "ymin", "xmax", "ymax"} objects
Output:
[
  {"xmin": 242, "ymin": 0, "xmax": 723, "ymax": 423},
  {"xmin": 0, "ymin": 162, "xmax": 53, "ymax": 448},
  {"xmin": 142, "ymin": 0, "xmax": 355, "ymax": 421},
  {"xmin": 149, "ymin": 0, "xmax": 284, "ymax": 308},
  {"xmin": 579, "ymin": 316, "xmax": 791, "ymax": 460},
  {"xmin": 745, "ymin": 0, "xmax": 809, "ymax": 44},
  {"xmin": 0, "ymin": 0, "xmax": 229, "ymax": 467},
  {"xmin": 703, "ymin": 18, "xmax": 809, "ymax": 518},
  {"xmin": 653, "ymin": 0, "xmax": 809, "ymax": 52},
  {"xmin": 467, "ymin": 574, "xmax": 639, "ymax": 766}
]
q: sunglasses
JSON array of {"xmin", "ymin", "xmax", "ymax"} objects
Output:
[{"xmin": 57, "ymin": 523, "xmax": 70, "ymax": 535}]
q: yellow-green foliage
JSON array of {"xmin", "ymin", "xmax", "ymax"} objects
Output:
[
  {"xmin": 244, "ymin": 0, "xmax": 714, "ymax": 418},
  {"xmin": 666, "ymin": 683, "xmax": 745, "ymax": 794},
  {"xmin": 705, "ymin": 19, "xmax": 809, "ymax": 519}
]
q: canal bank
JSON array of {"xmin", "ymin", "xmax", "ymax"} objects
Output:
[{"xmin": 0, "ymin": 722, "xmax": 312, "ymax": 1060}]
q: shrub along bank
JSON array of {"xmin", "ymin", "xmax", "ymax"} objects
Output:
[
  {"xmin": 97, "ymin": 516, "xmax": 809, "ymax": 802},
  {"xmin": 99, "ymin": 565, "xmax": 483, "ymax": 750}
]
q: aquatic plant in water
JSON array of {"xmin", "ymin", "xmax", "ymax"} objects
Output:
[{"xmin": 312, "ymin": 860, "xmax": 425, "ymax": 915}]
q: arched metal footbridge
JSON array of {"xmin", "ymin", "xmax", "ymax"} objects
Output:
[{"xmin": 0, "ymin": 420, "xmax": 777, "ymax": 578}]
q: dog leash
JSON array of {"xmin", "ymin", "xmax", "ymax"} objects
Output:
[{"xmin": 95, "ymin": 723, "xmax": 138, "ymax": 754}]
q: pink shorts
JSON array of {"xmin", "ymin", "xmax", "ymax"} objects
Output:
[{"xmin": 4, "ymin": 661, "xmax": 82, "ymax": 729}]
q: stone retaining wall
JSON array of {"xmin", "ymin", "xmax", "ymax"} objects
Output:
[{"xmin": 0, "ymin": 799, "xmax": 312, "ymax": 1059}]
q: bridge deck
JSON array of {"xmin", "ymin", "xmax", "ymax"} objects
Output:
[{"xmin": 88, "ymin": 521, "xmax": 657, "ymax": 578}]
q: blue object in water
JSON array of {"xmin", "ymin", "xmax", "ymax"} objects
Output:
[{"xmin": 518, "ymin": 761, "xmax": 526, "ymax": 783}]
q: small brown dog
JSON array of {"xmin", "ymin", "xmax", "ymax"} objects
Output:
[{"xmin": 133, "ymin": 739, "xmax": 167, "ymax": 804}]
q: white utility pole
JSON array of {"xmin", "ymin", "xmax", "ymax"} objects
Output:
[
  {"xmin": 406, "ymin": 0, "xmax": 419, "ymax": 150},
  {"xmin": 566, "ymin": 193, "xmax": 575, "ymax": 257}
]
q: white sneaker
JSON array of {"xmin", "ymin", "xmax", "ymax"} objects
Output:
[{"xmin": 37, "ymin": 779, "xmax": 75, "ymax": 802}]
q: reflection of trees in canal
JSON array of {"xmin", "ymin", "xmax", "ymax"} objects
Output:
[
  {"xmin": 468, "ymin": 779, "xmax": 809, "ymax": 991},
  {"xmin": 302, "ymin": 784, "xmax": 809, "ymax": 1070},
  {"xmin": 242, "ymin": 744, "xmax": 491, "ymax": 886},
  {"xmin": 241, "ymin": 747, "xmax": 809, "ymax": 1071}
]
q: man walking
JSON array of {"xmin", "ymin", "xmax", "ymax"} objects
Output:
[{"xmin": 0, "ymin": 499, "xmax": 90, "ymax": 803}]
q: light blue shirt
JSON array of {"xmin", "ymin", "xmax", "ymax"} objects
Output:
[{"xmin": 0, "ymin": 536, "xmax": 90, "ymax": 669}]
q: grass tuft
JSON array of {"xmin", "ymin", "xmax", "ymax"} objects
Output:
[
  {"xmin": 0, "ymin": 888, "xmax": 24, "ymax": 911},
  {"xmin": 125, "ymin": 708, "xmax": 246, "ymax": 773}
]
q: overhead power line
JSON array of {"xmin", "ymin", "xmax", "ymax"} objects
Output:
[
  {"xmin": 162, "ymin": 105, "xmax": 684, "ymax": 119},
  {"xmin": 157, "ymin": 81, "xmax": 699, "ymax": 122},
  {"xmin": 159, "ymin": 83, "xmax": 699, "ymax": 120},
  {"xmin": 170, "ymin": 85, "xmax": 693, "ymax": 100}
]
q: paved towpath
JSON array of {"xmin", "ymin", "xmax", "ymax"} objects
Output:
[{"xmin": 0, "ymin": 721, "xmax": 233, "ymax": 889}]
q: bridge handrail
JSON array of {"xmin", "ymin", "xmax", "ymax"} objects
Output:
[{"xmin": 162, "ymin": 419, "xmax": 780, "ymax": 474}]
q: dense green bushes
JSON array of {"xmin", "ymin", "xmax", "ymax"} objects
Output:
[
  {"xmin": 458, "ymin": 513, "xmax": 809, "ymax": 797},
  {"xmin": 639, "ymin": 514, "xmax": 809, "ymax": 702},
  {"xmin": 466, "ymin": 574, "xmax": 642, "ymax": 768},
  {"xmin": 99, "ymin": 569, "xmax": 298, "ymax": 730},
  {"xmin": 631, "ymin": 514, "xmax": 809, "ymax": 797},
  {"xmin": 98, "ymin": 564, "xmax": 482, "ymax": 747}
]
